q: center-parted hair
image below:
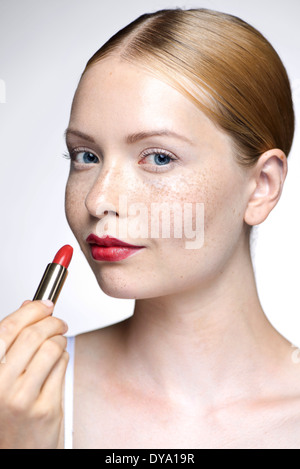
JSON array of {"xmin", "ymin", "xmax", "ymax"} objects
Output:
[{"xmin": 81, "ymin": 8, "xmax": 295, "ymax": 168}]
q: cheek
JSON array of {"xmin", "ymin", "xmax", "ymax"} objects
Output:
[
  {"xmin": 145, "ymin": 168, "xmax": 235, "ymax": 238},
  {"xmin": 146, "ymin": 167, "xmax": 244, "ymax": 280},
  {"xmin": 176, "ymin": 163, "xmax": 241, "ymax": 221},
  {"xmin": 65, "ymin": 177, "xmax": 88, "ymax": 236},
  {"xmin": 133, "ymin": 166, "xmax": 241, "ymax": 257}
]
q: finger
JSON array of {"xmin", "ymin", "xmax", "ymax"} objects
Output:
[
  {"xmin": 0, "ymin": 300, "xmax": 47, "ymax": 363},
  {"xmin": 0, "ymin": 316, "xmax": 67, "ymax": 385},
  {"xmin": 38, "ymin": 350, "xmax": 69, "ymax": 409},
  {"xmin": 17, "ymin": 335, "xmax": 68, "ymax": 405},
  {"xmin": 0, "ymin": 300, "xmax": 54, "ymax": 352},
  {"xmin": 20, "ymin": 300, "xmax": 32, "ymax": 307}
]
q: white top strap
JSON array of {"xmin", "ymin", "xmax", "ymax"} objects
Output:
[{"xmin": 64, "ymin": 336, "xmax": 75, "ymax": 449}]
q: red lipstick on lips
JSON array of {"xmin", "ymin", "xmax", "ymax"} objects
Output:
[
  {"xmin": 33, "ymin": 245, "xmax": 73, "ymax": 304},
  {"xmin": 86, "ymin": 234, "xmax": 145, "ymax": 262}
]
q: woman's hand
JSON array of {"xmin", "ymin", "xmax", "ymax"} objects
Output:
[{"xmin": 0, "ymin": 300, "xmax": 69, "ymax": 449}]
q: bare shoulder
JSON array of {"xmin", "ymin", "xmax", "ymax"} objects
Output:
[
  {"xmin": 256, "ymin": 347, "xmax": 300, "ymax": 448},
  {"xmin": 265, "ymin": 393, "xmax": 300, "ymax": 448}
]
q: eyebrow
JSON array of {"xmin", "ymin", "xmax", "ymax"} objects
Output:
[
  {"xmin": 125, "ymin": 130, "xmax": 194, "ymax": 145},
  {"xmin": 64, "ymin": 128, "xmax": 194, "ymax": 146},
  {"xmin": 64, "ymin": 128, "xmax": 96, "ymax": 143}
]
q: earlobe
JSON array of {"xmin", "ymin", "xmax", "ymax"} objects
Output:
[{"xmin": 244, "ymin": 149, "xmax": 287, "ymax": 226}]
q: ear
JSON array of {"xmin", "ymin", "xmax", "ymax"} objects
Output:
[{"xmin": 244, "ymin": 149, "xmax": 288, "ymax": 226}]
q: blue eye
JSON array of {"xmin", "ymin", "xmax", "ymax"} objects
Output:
[
  {"xmin": 139, "ymin": 149, "xmax": 177, "ymax": 172},
  {"xmin": 153, "ymin": 153, "xmax": 172, "ymax": 165},
  {"xmin": 63, "ymin": 149, "xmax": 99, "ymax": 165},
  {"xmin": 76, "ymin": 151, "xmax": 99, "ymax": 164}
]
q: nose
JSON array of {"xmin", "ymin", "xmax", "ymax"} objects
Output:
[{"xmin": 84, "ymin": 161, "xmax": 129, "ymax": 220}]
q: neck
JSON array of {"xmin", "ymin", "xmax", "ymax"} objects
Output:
[{"xmin": 119, "ymin": 236, "xmax": 289, "ymax": 408}]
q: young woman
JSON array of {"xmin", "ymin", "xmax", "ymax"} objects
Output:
[{"xmin": 0, "ymin": 8, "xmax": 298, "ymax": 449}]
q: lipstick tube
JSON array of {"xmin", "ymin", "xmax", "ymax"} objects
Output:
[{"xmin": 33, "ymin": 245, "xmax": 73, "ymax": 305}]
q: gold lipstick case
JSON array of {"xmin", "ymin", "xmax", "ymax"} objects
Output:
[{"xmin": 33, "ymin": 263, "xmax": 68, "ymax": 305}]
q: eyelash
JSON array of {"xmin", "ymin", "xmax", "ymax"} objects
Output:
[{"xmin": 62, "ymin": 147, "xmax": 178, "ymax": 173}]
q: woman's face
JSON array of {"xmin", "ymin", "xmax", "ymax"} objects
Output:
[{"xmin": 65, "ymin": 58, "xmax": 250, "ymax": 299}]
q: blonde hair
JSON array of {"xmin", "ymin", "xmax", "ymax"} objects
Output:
[{"xmin": 81, "ymin": 8, "xmax": 294, "ymax": 168}]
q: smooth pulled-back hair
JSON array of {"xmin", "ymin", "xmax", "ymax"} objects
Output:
[{"xmin": 81, "ymin": 8, "xmax": 295, "ymax": 168}]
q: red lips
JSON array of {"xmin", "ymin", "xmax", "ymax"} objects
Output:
[
  {"xmin": 86, "ymin": 234, "xmax": 143, "ymax": 248},
  {"xmin": 86, "ymin": 234, "xmax": 145, "ymax": 262}
]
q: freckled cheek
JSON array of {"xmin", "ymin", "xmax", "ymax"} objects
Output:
[
  {"xmin": 152, "ymin": 177, "xmax": 209, "ymax": 241},
  {"xmin": 65, "ymin": 178, "xmax": 88, "ymax": 235},
  {"xmin": 195, "ymin": 172, "xmax": 243, "ymax": 239},
  {"xmin": 148, "ymin": 176, "xmax": 235, "ymax": 282},
  {"xmin": 159, "ymin": 172, "xmax": 236, "ymax": 248}
]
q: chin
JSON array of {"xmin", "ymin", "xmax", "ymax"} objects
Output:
[{"xmin": 93, "ymin": 271, "xmax": 162, "ymax": 300}]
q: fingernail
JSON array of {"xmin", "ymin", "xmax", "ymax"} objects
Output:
[{"xmin": 41, "ymin": 300, "xmax": 54, "ymax": 308}]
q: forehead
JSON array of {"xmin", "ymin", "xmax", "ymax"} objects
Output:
[{"xmin": 71, "ymin": 59, "xmax": 217, "ymax": 134}]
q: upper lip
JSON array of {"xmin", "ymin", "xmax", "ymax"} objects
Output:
[{"xmin": 86, "ymin": 234, "xmax": 144, "ymax": 248}]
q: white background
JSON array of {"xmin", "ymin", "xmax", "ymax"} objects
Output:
[{"xmin": 0, "ymin": 0, "xmax": 299, "ymax": 341}]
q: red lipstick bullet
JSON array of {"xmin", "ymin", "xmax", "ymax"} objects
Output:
[
  {"xmin": 52, "ymin": 245, "xmax": 73, "ymax": 269},
  {"xmin": 33, "ymin": 245, "xmax": 73, "ymax": 304}
]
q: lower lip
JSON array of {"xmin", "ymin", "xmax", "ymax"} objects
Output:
[{"xmin": 90, "ymin": 245, "xmax": 144, "ymax": 262}]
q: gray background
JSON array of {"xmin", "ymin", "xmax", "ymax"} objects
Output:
[{"xmin": 0, "ymin": 0, "xmax": 299, "ymax": 343}]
